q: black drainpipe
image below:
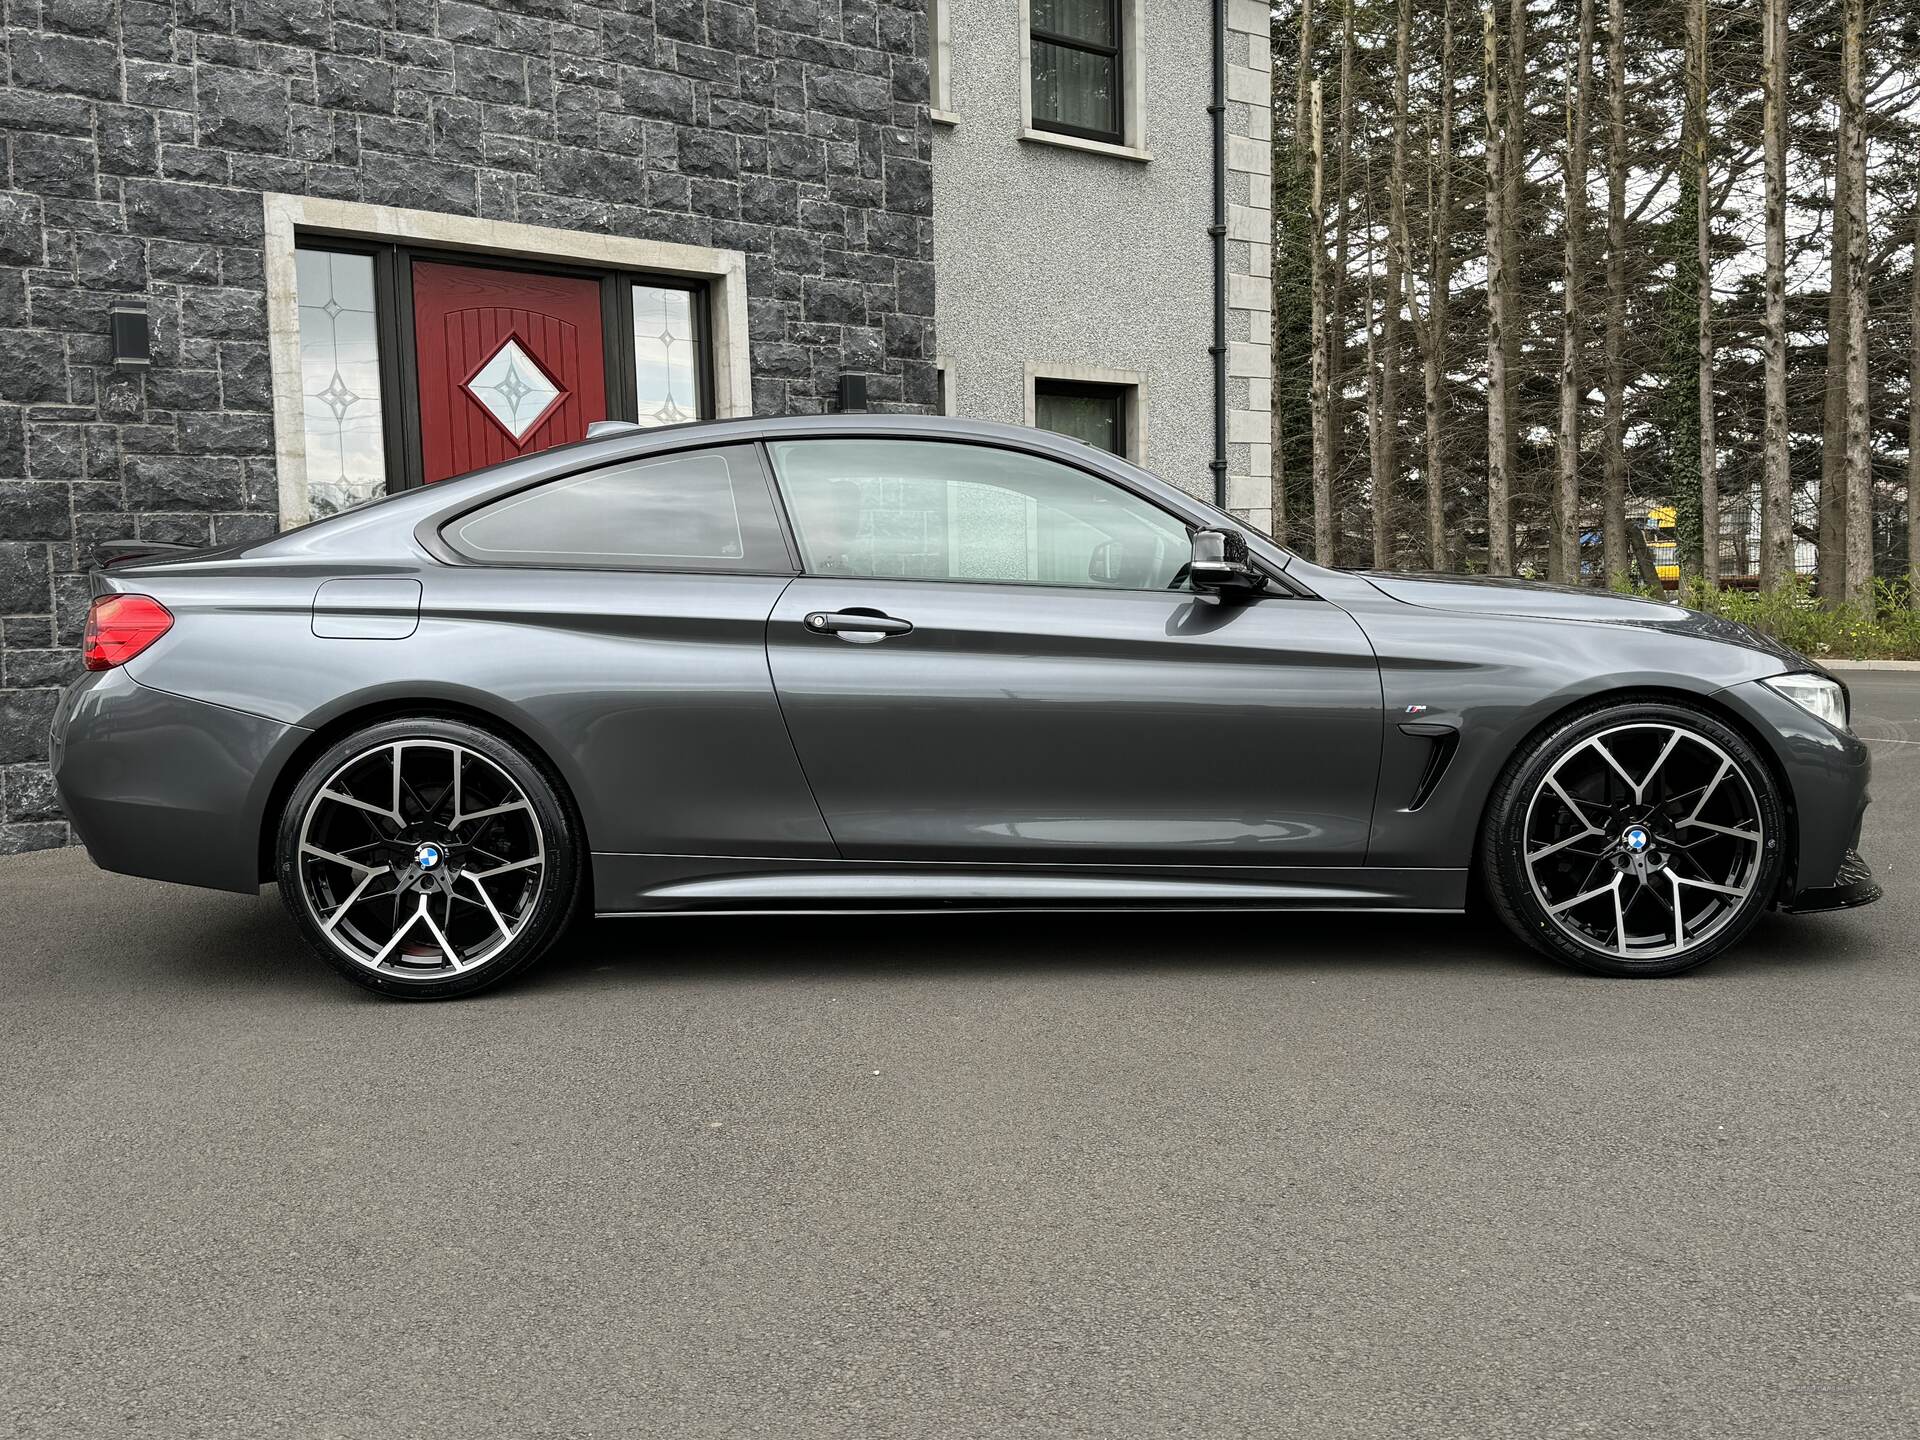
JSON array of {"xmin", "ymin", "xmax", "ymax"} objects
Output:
[{"xmin": 1208, "ymin": 0, "xmax": 1229, "ymax": 509}]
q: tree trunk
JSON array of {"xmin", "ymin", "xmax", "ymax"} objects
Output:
[
  {"xmin": 1484, "ymin": 0, "xmax": 1511, "ymax": 574},
  {"xmin": 1329, "ymin": 0, "xmax": 1354, "ymax": 510},
  {"xmin": 1376, "ymin": 0, "xmax": 1411, "ymax": 572},
  {"xmin": 1602, "ymin": 0, "xmax": 1628, "ymax": 584},
  {"xmin": 1694, "ymin": 0, "xmax": 1718, "ymax": 585},
  {"xmin": 1365, "ymin": 232, "xmax": 1386, "ymax": 568},
  {"xmin": 1310, "ymin": 80, "xmax": 1334, "ymax": 565},
  {"xmin": 1407, "ymin": 4, "xmax": 1455, "ymax": 572},
  {"xmin": 1841, "ymin": 0, "xmax": 1871, "ymax": 604},
  {"xmin": 1759, "ymin": 0, "xmax": 1793, "ymax": 590},
  {"xmin": 1503, "ymin": 0, "xmax": 1525, "ymax": 559},
  {"xmin": 1910, "ymin": 206, "xmax": 1919, "ymax": 609},
  {"xmin": 1272, "ymin": 0, "xmax": 1315, "ymax": 549},
  {"xmin": 1554, "ymin": 0, "xmax": 1593, "ymax": 584},
  {"xmin": 1819, "ymin": 97, "xmax": 1853, "ymax": 599}
]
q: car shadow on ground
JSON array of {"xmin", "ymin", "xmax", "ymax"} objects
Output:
[{"xmin": 43, "ymin": 868, "xmax": 1880, "ymax": 1004}]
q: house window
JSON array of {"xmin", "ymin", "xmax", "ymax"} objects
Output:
[
  {"xmin": 294, "ymin": 249, "xmax": 389, "ymax": 518},
  {"xmin": 927, "ymin": 0, "xmax": 955, "ymax": 122},
  {"xmin": 1030, "ymin": 0, "xmax": 1123, "ymax": 144},
  {"xmin": 631, "ymin": 284, "xmax": 700, "ymax": 426},
  {"xmin": 289, "ymin": 242, "xmax": 713, "ymax": 513},
  {"xmin": 1035, "ymin": 379, "xmax": 1128, "ymax": 456}
]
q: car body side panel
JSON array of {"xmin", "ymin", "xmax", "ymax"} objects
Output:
[
  {"xmin": 111, "ymin": 564, "xmax": 835, "ymax": 862},
  {"xmin": 1337, "ymin": 591, "xmax": 1853, "ymax": 881},
  {"xmin": 766, "ymin": 579, "xmax": 1384, "ymax": 867},
  {"xmin": 1710, "ymin": 678, "xmax": 1870, "ymax": 891},
  {"xmin": 52, "ymin": 666, "xmax": 307, "ymax": 894}
]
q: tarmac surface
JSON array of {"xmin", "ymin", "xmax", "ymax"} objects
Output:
[{"xmin": 3, "ymin": 674, "xmax": 1917, "ymax": 1438}]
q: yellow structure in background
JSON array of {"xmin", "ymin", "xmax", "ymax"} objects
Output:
[{"xmin": 1641, "ymin": 505, "xmax": 1680, "ymax": 583}]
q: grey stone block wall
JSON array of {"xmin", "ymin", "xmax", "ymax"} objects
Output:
[{"xmin": 0, "ymin": 0, "xmax": 936, "ymax": 854}]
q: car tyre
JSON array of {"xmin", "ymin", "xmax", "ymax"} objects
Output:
[
  {"xmin": 1481, "ymin": 699, "xmax": 1785, "ymax": 977},
  {"xmin": 276, "ymin": 716, "xmax": 582, "ymax": 1000}
]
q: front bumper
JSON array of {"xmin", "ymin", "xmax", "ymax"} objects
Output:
[
  {"xmin": 1714, "ymin": 676, "xmax": 1874, "ymax": 907},
  {"xmin": 1781, "ymin": 848, "xmax": 1881, "ymax": 913},
  {"xmin": 51, "ymin": 667, "xmax": 309, "ymax": 894}
]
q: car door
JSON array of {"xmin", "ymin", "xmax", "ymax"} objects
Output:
[{"xmin": 762, "ymin": 436, "xmax": 1383, "ymax": 868}]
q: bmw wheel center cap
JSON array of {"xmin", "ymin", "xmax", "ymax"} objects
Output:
[
  {"xmin": 1623, "ymin": 826, "xmax": 1650, "ymax": 855},
  {"xmin": 414, "ymin": 842, "xmax": 443, "ymax": 871}
]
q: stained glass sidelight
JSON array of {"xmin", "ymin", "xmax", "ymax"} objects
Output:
[
  {"xmin": 295, "ymin": 248, "xmax": 387, "ymax": 517},
  {"xmin": 632, "ymin": 285, "xmax": 699, "ymax": 426}
]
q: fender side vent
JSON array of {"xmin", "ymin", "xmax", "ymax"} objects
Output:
[{"xmin": 1401, "ymin": 726, "xmax": 1459, "ymax": 812}]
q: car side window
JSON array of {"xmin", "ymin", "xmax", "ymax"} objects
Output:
[
  {"xmin": 766, "ymin": 438, "xmax": 1193, "ymax": 590},
  {"xmin": 442, "ymin": 444, "xmax": 794, "ymax": 573}
]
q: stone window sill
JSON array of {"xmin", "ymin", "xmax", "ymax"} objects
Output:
[
  {"xmin": 1018, "ymin": 128, "xmax": 1152, "ymax": 163},
  {"xmin": 931, "ymin": 108, "xmax": 960, "ymax": 127}
]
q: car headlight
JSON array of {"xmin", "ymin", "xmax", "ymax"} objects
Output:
[{"xmin": 1762, "ymin": 672, "xmax": 1849, "ymax": 732}]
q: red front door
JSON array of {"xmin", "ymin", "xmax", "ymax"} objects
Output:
[{"xmin": 412, "ymin": 261, "xmax": 608, "ymax": 483}]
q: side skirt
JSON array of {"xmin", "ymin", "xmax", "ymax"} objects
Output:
[{"xmin": 591, "ymin": 853, "xmax": 1470, "ymax": 916}]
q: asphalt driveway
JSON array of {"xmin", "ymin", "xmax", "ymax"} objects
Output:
[{"xmin": 3, "ymin": 675, "xmax": 1917, "ymax": 1438}]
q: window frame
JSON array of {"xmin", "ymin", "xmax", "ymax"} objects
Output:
[
  {"xmin": 291, "ymin": 235, "xmax": 715, "ymax": 498},
  {"xmin": 762, "ymin": 435, "xmax": 1204, "ymax": 597},
  {"xmin": 1028, "ymin": 0, "xmax": 1126, "ymax": 146},
  {"xmin": 433, "ymin": 441, "xmax": 800, "ymax": 577}
]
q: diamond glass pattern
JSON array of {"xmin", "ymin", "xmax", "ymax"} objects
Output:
[{"xmin": 465, "ymin": 339, "xmax": 566, "ymax": 441}]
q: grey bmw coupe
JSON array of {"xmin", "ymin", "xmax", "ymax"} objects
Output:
[{"xmin": 51, "ymin": 414, "xmax": 1876, "ymax": 999}]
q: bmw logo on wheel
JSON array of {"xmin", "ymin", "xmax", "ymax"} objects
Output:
[
  {"xmin": 414, "ymin": 842, "xmax": 442, "ymax": 871},
  {"xmin": 1624, "ymin": 827, "xmax": 1649, "ymax": 854}
]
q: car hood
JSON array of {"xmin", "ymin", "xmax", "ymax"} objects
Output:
[{"xmin": 1359, "ymin": 571, "xmax": 1816, "ymax": 671}]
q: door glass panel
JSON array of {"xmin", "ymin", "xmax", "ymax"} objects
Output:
[
  {"xmin": 632, "ymin": 284, "xmax": 699, "ymax": 426},
  {"xmin": 443, "ymin": 445, "xmax": 792, "ymax": 572},
  {"xmin": 295, "ymin": 247, "xmax": 387, "ymax": 517},
  {"xmin": 769, "ymin": 439, "xmax": 1191, "ymax": 590}
]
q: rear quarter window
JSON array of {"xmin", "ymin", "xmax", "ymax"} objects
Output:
[{"xmin": 441, "ymin": 444, "xmax": 793, "ymax": 573}]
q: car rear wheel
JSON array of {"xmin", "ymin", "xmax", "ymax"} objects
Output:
[
  {"xmin": 1481, "ymin": 700, "xmax": 1785, "ymax": 977},
  {"xmin": 276, "ymin": 717, "xmax": 581, "ymax": 999}
]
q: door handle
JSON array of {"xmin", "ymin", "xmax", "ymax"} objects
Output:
[{"xmin": 803, "ymin": 610, "xmax": 913, "ymax": 642}]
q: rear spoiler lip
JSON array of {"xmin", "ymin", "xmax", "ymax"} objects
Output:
[{"xmin": 92, "ymin": 540, "xmax": 197, "ymax": 570}]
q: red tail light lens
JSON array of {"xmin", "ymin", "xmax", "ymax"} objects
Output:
[{"xmin": 83, "ymin": 594, "xmax": 173, "ymax": 671}]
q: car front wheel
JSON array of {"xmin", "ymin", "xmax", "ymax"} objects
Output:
[
  {"xmin": 1482, "ymin": 700, "xmax": 1785, "ymax": 977},
  {"xmin": 276, "ymin": 716, "xmax": 581, "ymax": 999}
]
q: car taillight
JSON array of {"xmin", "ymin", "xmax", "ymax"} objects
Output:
[{"xmin": 83, "ymin": 594, "xmax": 173, "ymax": 671}]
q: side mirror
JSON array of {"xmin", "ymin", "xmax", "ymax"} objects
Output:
[
  {"xmin": 1087, "ymin": 540, "xmax": 1121, "ymax": 584},
  {"xmin": 1189, "ymin": 528, "xmax": 1264, "ymax": 596}
]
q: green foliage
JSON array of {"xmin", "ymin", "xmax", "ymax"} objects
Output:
[{"xmin": 1611, "ymin": 575, "xmax": 1920, "ymax": 659}]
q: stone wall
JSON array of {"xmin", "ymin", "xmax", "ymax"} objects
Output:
[{"xmin": 0, "ymin": 0, "xmax": 935, "ymax": 854}]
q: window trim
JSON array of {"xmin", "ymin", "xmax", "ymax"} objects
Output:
[
  {"xmin": 432, "ymin": 443, "xmax": 799, "ymax": 578},
  {"xmin": 761, "ymin": 434, "xmax": 1206, "ymax": 597},
  {"xmin": 1020, "ymin": 0, "xmax": 1144, "ymax": 153}
]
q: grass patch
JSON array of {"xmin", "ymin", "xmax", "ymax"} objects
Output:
[{"xmin": 1612, "ymin": 576, "xmax": 1920, "ymax": 661}]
